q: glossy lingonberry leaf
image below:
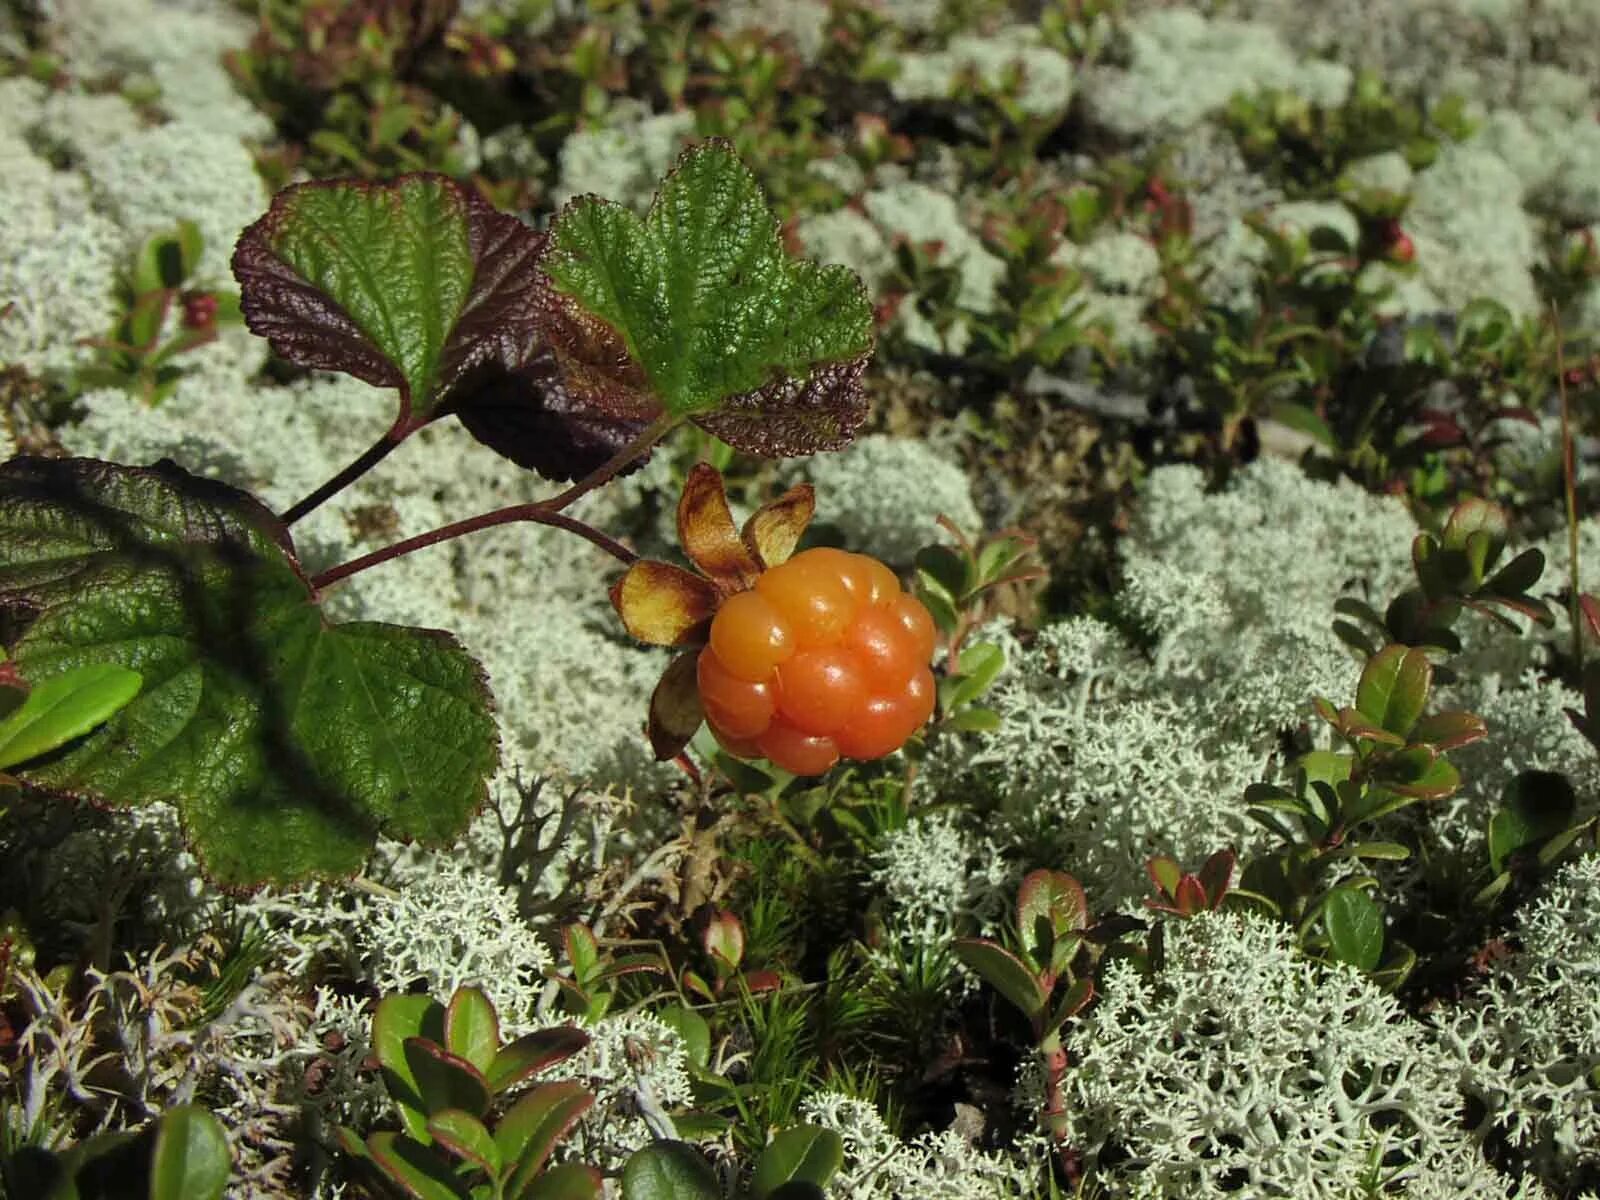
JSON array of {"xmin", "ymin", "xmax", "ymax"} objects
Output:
[
  {"xmin": 952, "ymin": 937, "xmax": 1046, "ymax": 1020},
  {"xmin": 1487, "ymin": 770, "xmax": 1577, "ymax": 874},
  {"xmin": 1323, "ymin": 887, "xmax": 1384, "ymax": 972},
  {"xmin": 619, "ymin": 1141, "xmax": 721, "ymax": 1200},
  {"xmin": 542, "ymin": 139, "xmax": 874, "ymax": 457},
  {"xmin": 751, "ymin": 1126, "xmax": 844, "ymax": 1198},
  {"xmin": 0, "ymin": 457, "xmax": 499, "ymax": 889},
  {"xmin": 1354, "ymin": 645, "xmax": 1431, "ymax": 738}
]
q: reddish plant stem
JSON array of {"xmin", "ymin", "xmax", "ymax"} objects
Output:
[
  {"xmin": 1039, "ymin": 1030, "xmax": 1080, "ymax": 1186},
  {"xmin": 280, "ymin": 415, "xmax": 417, "ymax": 527},
  {"xmin": 1555, "ymin": 307, "xmax": 1583, "ymax": 670},
  {"xmin": 309, "ymin": 414, "xmax": 676, "ymax": 593}
]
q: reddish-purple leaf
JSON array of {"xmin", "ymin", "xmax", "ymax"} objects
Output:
[
  {"xmin": 1172, "ymin": 875, "xmax": 1207, "ymax": 916},
  {"xmin": 1196, "ymin": 848, "xmax": 1235, "ymax": 904},
  {"xmin": 233, "ymin": 174, "xmax": 546, "ymax": 425},
  {"xmin": 694, "ymin": 353, "xmax": 871, "ymax": 458}
]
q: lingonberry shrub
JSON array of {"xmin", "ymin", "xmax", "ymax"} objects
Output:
[{"xmin": 0, "ymin": 139, "xmax": 881, "ymax": 888}]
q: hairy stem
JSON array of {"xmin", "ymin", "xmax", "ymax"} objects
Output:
[
  {"xmin": 279, "ymin": 416, "xmax": 417, "ymax": 527},
  {"xmin": 312, "ymin": 507, "xmax": 637, "ymax": 592},
  {"xmin": 308, "ymin": 414, "xmax": 677, "ymax": 593},
  {"xmin": 1555, "ymin": 310, "xmax": 1583, "ymax": 670},
  {"xmin": 1038, "ymin": 1030, "xmax": 1081, "ymax": 1185}
]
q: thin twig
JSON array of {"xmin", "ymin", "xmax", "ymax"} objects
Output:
[
  {"xmin": 1554, "ymin": 304, "xmax": 1583, "ymax": 669},
  {"xmin": 279, "ymin": 416, "xmax": 415, "ymax": 527},
  {"xmin": 308, "ymin": 414, "xmax": 676, "ymax": 592}
]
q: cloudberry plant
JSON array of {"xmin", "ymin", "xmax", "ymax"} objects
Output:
[
  {"xmin": 611, "ymin": 466, "xmax": 938, "ymax": 775},
  {"xmin": 702, "ymin": 547, "xmax": 937, "ymax": 774},
  {"xmin": 0, "ymin": 140, "xmax": 875, "ymax": 887}
]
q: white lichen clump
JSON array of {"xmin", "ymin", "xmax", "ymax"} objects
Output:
[
  {"xmin": 1065, "ymin": 911, "xmax": 1496, "ymax": 1198},
  {"xmin": 554, "ymin": 101, "xmax": 698, "ymax": 210},
  {"xmin": 920, "ymin": 459, "xmax": 1421, "ymax": 908},
  {"xmin": 1439, "ymin": 853, "xmax": 1600, "ymax": 1183},
  {"xmin": 797, "ymin": 433, "xmax": 981, "ymax": 564},
  {"xmin": 1084, "ymin": 9, "xmax": 1351, "ymax": 139},
  {"xmin": 549, "ymin": 1011, "xmax": 696, "ymax": 1170},
  {"xmin": 800, "ymin": 1091, "xmax": 1035, "ymax": 1199},
  {"xmin": 891, "ymin": 26, "xmax": 1074, "ymax": 118}
]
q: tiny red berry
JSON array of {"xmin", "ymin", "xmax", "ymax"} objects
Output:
[{"xmin": 181, "ymin": 292, "xmax": 218, "ymax": 330}]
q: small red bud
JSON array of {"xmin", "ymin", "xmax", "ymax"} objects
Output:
[
  {"xmin": 1387, "ymin": 231, "xmax": 1415, "ymax": 265},
  {"xmin": 181, "ymin": 292, "xmax": 218, "ymax": 330}
]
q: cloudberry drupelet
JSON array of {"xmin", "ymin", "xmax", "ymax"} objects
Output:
[{"xmin": 698, "ymin": 547, "xmax": 937, "ymax": 775}]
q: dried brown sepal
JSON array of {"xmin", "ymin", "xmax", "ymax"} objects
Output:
[
  {"xmin": 694, "ymin": 353, "xmax": 871, "ymax": 458},
  {"xmin": 648, "ymin": 651, "xmax": 705, "ymax": 761},
  {"xmin": 742, "ymin": 483, "xmax": 814, "ymax": 570},
  {"xmin": 678, "ymin": 463, "xmax": 762, "ymax": 589},
  {"xmin": 610, "ymin": 561, "xmax": 717, "ymax": 647}
]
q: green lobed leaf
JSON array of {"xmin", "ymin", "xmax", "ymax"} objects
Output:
[
  {"xmin": 952, "ymin": 937, "xmax": 1046, "ymax": 1020},
  {"xmin": 1324, "ymin": 887, "xmax": 1384, "ymax": 972},
  {"xmin": 0, "ymin": 457, "xmax": 500, "ymax": 889},
  {"xmin": 542, "ymin": 140, "xmax": 873, "ymax": 456},
  {"xmin": 445, "ymin": 986, "xmax": 500, "ymax": 1076},
  {"xmin": 147, "ymin": 1106, "xmax": 231, "ymax": 1200},
  {"xmin": 1355, "ymin": 645, "xmax": 1431, "ymax": 738},
  {"xmin": 0, "ymin": 662, "xmax": 142, "ymax": 770},
  {"xmin": 751, "ymin": 1126, "xmax": 844, "ymax": 1198},
  {"xmin": 619, "ymin": 1141, "xmax": 721, "ymax": 1200}
]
